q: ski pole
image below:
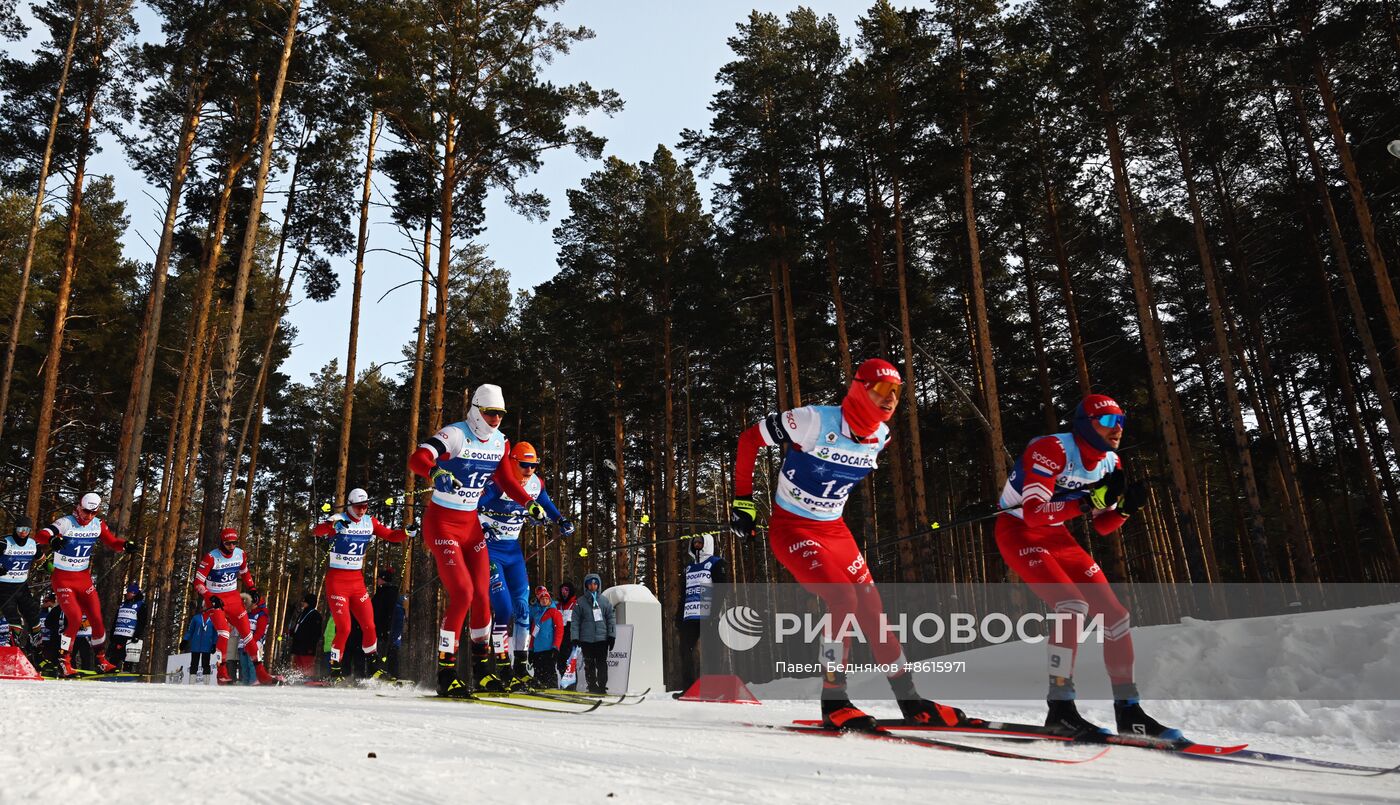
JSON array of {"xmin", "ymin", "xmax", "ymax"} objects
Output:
[
  {"xmin": 581, "ymin": 524, "xmax": 768, "ymax": 558},
  {"xmin": 873, "ymin": 472, "xmax": 1152, "ymax": 563}
]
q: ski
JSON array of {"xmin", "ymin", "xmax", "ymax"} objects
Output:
[
  {"xmin": 792, "ymin": 718, "xmax": 1247, "ymax": 755},
  {"xmin": 44, "ymin": 669, "xmax": 180, "ymax": 682},
  {"xmin": 418, "ymin": 693, "xmax": 603, "ymax": 714},
  {"xmin": 755, "ymin": 723, "xmax": 1111, "ymax": 764},
  {"xmin": 520, "ymin": 687, "xmax": 651, "ymax": 705},
  {"xmin": 1184, "ymin": 749, "xmax": 1400, "ymax": 777},
  {"xmin": 492, "ymin": 686, "xmax": 644, "ymax": 705}
]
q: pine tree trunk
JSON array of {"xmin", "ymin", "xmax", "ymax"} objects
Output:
[
  {"xmin": 1032, "ymin": 115, "xmax": 1092, "ymax": 397},
  {"xmin": 335, "ymin": 107, "xmax": 381, "ymax": 505},
  {"xmin": 1018, "ymin": 216, "xmax": 1057, "ymax": 432},
  {"xmin": 430, "ymin": 114, "xmax": 456, "ymax": 434},
  {"xmin": 403, "ymin": 217, "xmax": 433, "ymax": 682},
  {"xmin": 768, "ymin": 259, "xmax": 789, "ymax": 411},
  {"xmin": 0, "ymin": 0, "xmax": 82, "ymax": 446},
  {"xmin": 1273, "ymin": 92, "xmax": 1398, "ymax": 571},
  {"xmin": 815, "ymin": 144, "xmax": 853, "ymax": 380},
  {"xmin": 201, "ymin": 0, "xmax": 300, "ymax": 545},
  {"xmin": 25, "ymin": 49, "xmax": 103, "ymax": 522},
  {"xmin": 1087, "ymin": 43, "xmax": 1211, "ymax": 583},
  {"xmin": 661, "ymin": 269, "xmax": 679, "ymax": 632},
  {"xmin": 235, "ymin": 244, "xmax": 304, "ymax": 533},
  {"xmin": 1308, "ymin": 30, "xmax": 1400, "ymax": 358},
  {"xmin": 891, "ymin": 173, "xmax": 930, "ymax": 533},
  {"xmin": 959, "ymin": 92, "xmax": 1006, "ymax": 489},
  {"xmin": 1167, "ymin": 75, "xmax": 1274, "ymax": 580},
  {"xmin": 224, "ymin": 122, "xmax": 310, "ymax": 522},
  {"xmin": 611, "ymin": 345, "xmax": 629, "ymax": 583},
  {"xmin": 111, "ymin": 87, "xmax": 205, "ymax": 536},
  {"xmin": 779, "ymin": 236, "xmax": 802, "ymax": 407}
]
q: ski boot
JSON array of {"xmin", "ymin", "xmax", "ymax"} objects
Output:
[
  {"xmin": 508, "ymin": 651, "xmax": 534, "ymax": 692},
  {"xmin": 471, "ymin": 642, "xmax": 505, "ymax": 693},
  {"xmin": 820, "ymin": 693, "xmax": 878, "ymax": 732},
  {"xmin": 216, "ymin": 655, "xmax": 233, "ymax": 685},
  {"xmin": 93, "ymin": 650, "xmax": 118, "ymax": 674},
  {"xmin": 368, "ymin": 652, "xmax": 396, "ymax": 682},
  {"xmin": 889, "ymin": 671, "xmax": 967, "ymax": 726},
  {"xmin": 436, "ymin": 652, "xmax": 469, "ymax": 697},
  {"xmin": 253, "ymin": 661, "xmax": 282, "ymax": 686},
  {"xmin": 1045, "ymin": 699, "xmax": 1110, "ymax": 737},
  {"xmin": 56, "ymin": 650, "xmax": 79, "ymax": 679},
  {"xmin": 1115, "ymin": 699, "xmax": 1184, "ymax": 742}
]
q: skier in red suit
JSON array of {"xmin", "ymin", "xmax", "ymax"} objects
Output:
[{"xmin": 193, "ymin": 528, "xmax": 278, "ymax": 685}]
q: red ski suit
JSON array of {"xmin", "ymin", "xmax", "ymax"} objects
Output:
[
  {"xmin": 36, "ymin": 517, "xmax": 127, "ymax": 650},
  {"xmin": 193, "ymin": 548, "xmax": 259, "ymax": 661},
  {"xmin": 409, "ymin": 429, "xmax": 534, "ymax": 654},
  {"xmin": 995, "ymin": 433, "xmax": 1133, "ymax": 686},
  {"xmin": 311, "ymin": 514, "xmax": 408, "ymax": 658}
]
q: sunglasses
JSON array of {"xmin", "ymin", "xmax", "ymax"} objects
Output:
[
  {"xmin": 518, "ymin": 462, "xmax": 539, "ymax": 470},
  {"xmin": 866, "ymin": 380, "xmax": 901, "ymax": 398},
  {"xmin": 1095, "ymin": 413, "xmax": 1126, "ymax": 429},
  {"xmin": 480, "ymin": 407, "xmax": 507, "ymax": 417}
]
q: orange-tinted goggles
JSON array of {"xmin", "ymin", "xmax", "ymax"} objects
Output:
[{"xmin": 867, "ymin": 380, "xmax": 901, "ymax": 398}]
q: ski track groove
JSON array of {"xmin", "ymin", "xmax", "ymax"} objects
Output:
[{"xmin": 2, "ymin": 680, "xmax": 1397, "ymax": 803}]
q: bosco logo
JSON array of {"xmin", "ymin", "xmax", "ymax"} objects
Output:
[{"xmin": 717, "ymin": 606, "xmax": 764, "ymax": 652}]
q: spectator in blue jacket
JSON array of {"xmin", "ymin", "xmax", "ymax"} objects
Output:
[
  {"xmin": 181, "ymin": 601, "xmax": 217, "ymax": 681},
  {"xmin": 529, "ymin": 586, "xmax": 564, "ymax": 689}
]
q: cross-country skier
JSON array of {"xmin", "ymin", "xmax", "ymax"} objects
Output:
[
  {"xmin": 479, "ymin": 441, "xmax": 574, "ymax": 690},
  {"xmin": 407, "ymin": 384, "xmax": 544, "ymax": 696},
  {"xmin": 676, "ymin": 533, "xmax": 728, "ymax": 696},
  {"xmin": 34, "ymin": 493, "xmax": 135, "ymax": 676},
  {"xmin": 730, "ymin": 358, "xmax": 967, "ymax": 731},
  {"xmin": 108, "ymin": 583, "xmax": 147, "ymax": 672},
  {"xmin": 995, "ymin": 393, "xmax": 1179, "ymax": 739},
  {"xmin": 310, "ymin": 488, "xmax": 411, "ymax": 681},
  {"xmin": 0, "ymin": 514, "xmax": 43, "ymax": 650},
  {"xmin": 192, "ymin": 528, "xmax": 278, "ymax": 685}
]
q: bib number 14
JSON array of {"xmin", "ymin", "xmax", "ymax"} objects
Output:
[{"xmin": 819, "ymin": 481, "xmax": 853, "ymax": 499}]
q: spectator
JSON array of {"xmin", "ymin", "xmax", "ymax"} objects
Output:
[
  {"xmin": 287, "ymin": 593, "xmax": 321, "ymax": 678},
  {"xmin": 109, "ymin": 583, "xmax": 147, "ymax": 673},
  {"xmin": 371, "ymin": 566, "xmax": 401, "ymax": 679},
  {"xmin": 74, "ymin": 615, "xmax": 94, "ymax": 671},
  {"xmin": 249, "ymin": 591, "xmax": 270, "ymax": 664},
  {"xmin": 569, "ymin": 573, "xmax": 615, "ymax": 694},
  {"xmin": 528, "ymin": 586, "xmax": 564, "ymax": 689},
  {"xmin": 37, "ymin": 592, "xmax": 61, "ymax": 674},
  {"xmin": 238, "ymin": 593, "xmax": 257, "ymax": 684},
  {"xmin": 555, "ymin": 579, "xmax": 577, "ymax": 679},
  {"xmin": 181, "ymin": 601, "xmax": 217, "ymax": 682},
  {"xmin": 677, "ymin": 533, "xmax": 728, "ymax": 695}
]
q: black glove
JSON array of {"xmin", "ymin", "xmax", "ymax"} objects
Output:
[
  {"xmin": 1118, "ymin": 482, "xmax": 1149, "ymax": 517},
  {"xmin": 606, "ymin": 636, "xmax": 615, "ymax": 651},
  {"xmin": 121, "ymin": 538, "xmax": 140, "ymax": 554},
  {"xmin": 729, "ymin": 496, "xmax": 756, "ymax": 540},
  {"xmin": 47, "ymin": 534, "xmax": 65, "ymax": 552},
  {"xmin": 206, "ymin": 595, "xmax": 223, "ymax": 610},
  {"xmin": 0, "ymin": 539, "xmax": 6, "ymax": 557},
  {"xmin": 246, "ymin": 585, "xmax": 259, "ymax": 601},
  {"xmin": 179, "ymin": 640, "xmax": 189, "ymax": 652}
]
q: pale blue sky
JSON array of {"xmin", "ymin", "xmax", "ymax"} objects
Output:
[{"xmin": 9, "ymin": 1, "xmax": 874, "ymax": 383}]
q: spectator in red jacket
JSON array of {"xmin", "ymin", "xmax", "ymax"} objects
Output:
[{"xmin": 529, "ymin": 586, "xmax": 565, "ymax": 689}]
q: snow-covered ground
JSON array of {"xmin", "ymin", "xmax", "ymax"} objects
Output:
[
  {"xmin": 0, "ymin": 681, "xmax": 1395, "ymax": 804},
  {"xmin": 2, "ymin": 603, "xmax": 1398, "ymax": 804}
]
